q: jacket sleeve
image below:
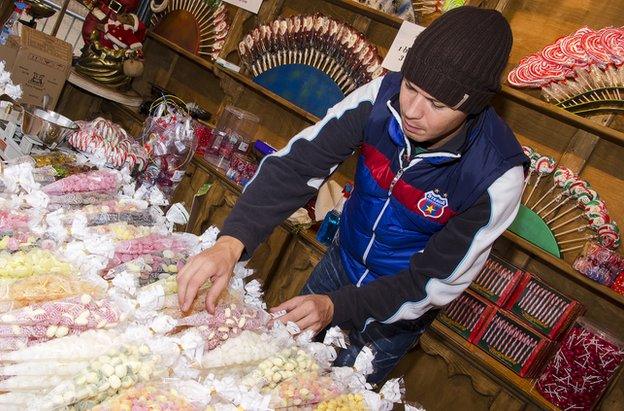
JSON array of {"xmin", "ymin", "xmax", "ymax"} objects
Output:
[
  {"xmin": 328, "ymin": 165, "xmax": 524, "ymax": 331},
  {"xmin": 220, "ymin": 76, "xmax": 385, "ymax": 259}
]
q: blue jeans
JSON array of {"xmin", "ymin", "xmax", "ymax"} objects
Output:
[{"xmin": 301, "ymin": 240, "xmax": 438, "ymax": 385}]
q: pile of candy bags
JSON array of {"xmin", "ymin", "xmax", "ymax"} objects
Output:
[{"xmin": 0, "ymin": 151, "xmax": 414, "ymax": 411}]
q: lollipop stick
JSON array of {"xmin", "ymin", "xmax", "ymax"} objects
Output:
[
  {"xmin": 550, "ymin": 213, "xmax": 585, "ymax": 231},
  {"xmin": 521, "ymin": 171, "xmax": 533, "ymax": 198},
  {"xmin": 540, "ymin": 196, "xmax": 573, "ymax": 218},
  {"xmin": 530, "ymin": 185, "xmax": 557, "ymax": 210},
  {"xmin": 546, "ymin": 205, "xmax": 581, "ymax": 225},
  {"xmin": 558, "ymin": 235, "xmax": 597, "ymax": 245},
  {"xmin": 554, "ymin": 224, "xmax": 588, "ymax": 238},
  {"xmin": 560, "ymin": 244, "xmax": 585, "ymax": 253},
  {"xmin": 536, "ymin": 194, "xmax": 564, "ymax": 216},
  {"xmin": 524, "ymin": 174, "xmax": 543, "ymax": 205}
]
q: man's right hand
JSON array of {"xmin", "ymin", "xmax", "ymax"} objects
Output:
[{"xmin": 177, "ymin": 235, "xmax": 244, "ymax": 313}]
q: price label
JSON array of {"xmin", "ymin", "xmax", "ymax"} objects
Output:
[
  {"xmin": 382, "ymin": 21, "xmax": 426, "ymax": 72},
  {"xmin": 223, "ymin": 0, "xmax": 263, "ymax": 14}
]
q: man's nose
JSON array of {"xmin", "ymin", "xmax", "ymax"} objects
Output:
[{"xmin": 404, "ymin": 94, "xmax": 426, "ymax": 120}]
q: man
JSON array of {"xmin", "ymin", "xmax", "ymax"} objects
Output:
[{"xmin": 178, "ymin": 6, "xmax": 527, "ymax": 383}]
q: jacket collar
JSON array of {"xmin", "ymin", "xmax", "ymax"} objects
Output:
[{"xmin": 386, "ymin": 94, "xmax": 484, "ymax": 161}]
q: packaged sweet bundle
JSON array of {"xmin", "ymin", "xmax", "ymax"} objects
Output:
[
  {"xmin": 0, "ymin": 293, "xmax": 123, "ymax": 350},
  {"xmin": 0, "ymin": 209, "xmax": 37, "ymax": 251},
  {"xmin": 0, "ymin": 248, "xmax": 73, "ymax": 280},
  {"xmin": 536, "ymin": 318, "xmax": 624, "ymax": 410},
  {"xmin": 43, "ymin": 169, "xmax": 122, "ymax": 196},
  {"xmin": 0, "ymin": 273, "xmax": 105, "ymax": 313},
  {"xmin": 68, "ymin": 118, "xmax": 148, "ymax": 172},
  {"xmin": 573, "ymin": 241, "xmax": 624, "ymax": 286},
  {"xmin": 32, "ymin": 344, "xmax": 165, "ymax": 410},
  {"xmin": 89, "ymin": 380, "xmax": 209, "ymax": 411},
  {"xmin": 138, "ymin": 97, "xmax": 198, "ymax": 199},
  {"xmin": 107, "ymin": 233, "xmax": 197, "ymax": 270}
]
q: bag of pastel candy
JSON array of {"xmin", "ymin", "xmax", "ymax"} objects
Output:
[
  {"xmin": 89, "ymin": 379, "xmax": 211, "ymax": 411},
  {"xmin": 573, "ymin": 241, "xmax": 624, "ymax": 286},
  {"xmin": 42, "ymin": 169, "xmax": 122, "ymax": 197},
  {"xmin": 535, "ymin": 318, "xmax": 624, "ymax": 410},
  {"xmin": 30, "ymin": 343, "xmax": 166, "ymax": 411},
  {"xmin": 268, "ymin": 371, "xmax": 345, "ymax": 409},
  {"xmin": 0, "ymin": 272, "xmax": 106, "ymax": 313}
]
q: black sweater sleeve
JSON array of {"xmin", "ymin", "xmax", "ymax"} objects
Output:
[
  {"xmin": 328, "ymin": 165, "xmax": 524, "ymax": 331},
  {"xmin": 220, "ymin": 77, "xmax": 385, "ymax": 259}
]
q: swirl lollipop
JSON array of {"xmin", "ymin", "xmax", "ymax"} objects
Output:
[
  {"xmin": 598, "ymin": 223, "xmax": 620, "ymax": 249},
  {"xmin": 525, "ymin": 155, "xmax": 557, "ymax": 205}
]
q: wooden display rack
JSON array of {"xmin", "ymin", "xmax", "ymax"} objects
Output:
[{"xmin": 55, "ymin": 0, "xmax": 624, "ymax": 409}]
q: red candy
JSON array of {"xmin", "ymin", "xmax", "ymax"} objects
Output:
[{"xmin": 536, "ymin": 320, "xmax": 624, "ymax": 410}]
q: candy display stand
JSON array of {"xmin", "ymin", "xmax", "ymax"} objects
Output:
[
  {"xmin": 254, "ymin": 64, "xmax": 344, "ymax": 118},
  {"xmin": 508, "ymin": 205, "xmax": 561, "ymax": 258}
]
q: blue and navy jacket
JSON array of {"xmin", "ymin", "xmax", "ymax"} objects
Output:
[{"xmin": 222, "ymin": 72, "xmax": 527, "ymax": 331}]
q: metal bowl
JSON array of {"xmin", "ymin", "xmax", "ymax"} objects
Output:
[{"xmin": 20, "ymin": 106, "xmax": 79, "ymax": 149}]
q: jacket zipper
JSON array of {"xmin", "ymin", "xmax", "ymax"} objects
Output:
[{"xmin": 358, "ymin": 163, "xmax": 416, "ymax": 287}]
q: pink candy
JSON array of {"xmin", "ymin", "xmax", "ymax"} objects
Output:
[
  {"xmin": 42, "ymin": 170, "xmax": 120, "ymax": 196},
  {"xmin": 176, "ymin": 302, "xmax": 265, "ymax": 351}
]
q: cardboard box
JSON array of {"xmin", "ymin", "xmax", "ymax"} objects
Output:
[{"xmin": 0, "ymin": 25, "xmax": 72, "ymax": 109}]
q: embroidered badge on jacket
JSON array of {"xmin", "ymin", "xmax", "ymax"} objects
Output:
[{"xmin": 417, "ymin": 189, "xmax": 448, "ymax": 219}]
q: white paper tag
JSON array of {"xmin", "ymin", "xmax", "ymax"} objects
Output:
[
  {"xmin": 223, "ymin": 0, "xmax": 263, "ymax": 14},
  {"xmin": 382, "ymin": 21, "xmax": 426, "ymax": 72}
]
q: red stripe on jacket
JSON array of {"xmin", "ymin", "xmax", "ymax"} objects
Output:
[{"xmin": 361, "ymin": 143, "xmax": 457, "ymax": 224}]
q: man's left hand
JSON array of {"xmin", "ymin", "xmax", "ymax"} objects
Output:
[{"xmin": 269, "ymin": 295, "xmax": 334, "ymax": 335}]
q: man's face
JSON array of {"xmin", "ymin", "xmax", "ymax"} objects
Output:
[{"xmin": 399, "ymin": 79, "xmax": 468, "ymax": 144}]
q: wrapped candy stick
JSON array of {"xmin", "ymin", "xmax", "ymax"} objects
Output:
[{"xmin": 525, "ymin": 155, "xmax": 556, "ymax": 205}]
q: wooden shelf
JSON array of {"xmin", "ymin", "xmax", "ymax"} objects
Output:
[
  {"xmin": 146, "ymin": 31, "xmax": 320, "ymax": 124},
  {"xmin": 146, "ymin": 32, "xmax": 215, "ymax": 73},
  {"xmin": 500, "ymin": 85, "xmax": 624, "ymax": 148},
  {"xmin": 428, "ymin": 321, "xmax": 558, "ymax": 410},
  {"xmin": 502, "ymin": 231, "xmax": 624, "ymax": 309},
  {"xmin": 217, "ymin": 66, "xmax": 321, "ymax": 124},
  {"xmin": 322, "ymin": 0, "xmax": 404, "ymax": 28}
]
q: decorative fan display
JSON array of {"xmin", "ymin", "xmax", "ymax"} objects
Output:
[
  {"xmin": 509, "ymin": 145, "xmax": 620, "ymax": 257},
  {"xmin": 355, "ymin": 0, "xmax": 416, "ymax": 21},
  {"xmin": 150, "ymin": 0, "xmax": 229, "ymax": 59},
  {"xmin": 507, "ymin": 26, "xmax": 624, "ymax": 116},
  {"xmin": 412, "ymin": 0, "xmax": 464, "ymax": 15},
  {"xmin": 238, "ymin": 14, "xmax": 385, "ymax": 96}
]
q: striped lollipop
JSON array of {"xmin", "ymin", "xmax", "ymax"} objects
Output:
[{"xmin": 525, "ymin": 155, "xmax": 557, "ymax": 205}]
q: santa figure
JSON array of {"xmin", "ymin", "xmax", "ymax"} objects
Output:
[
  {"xmin": 100, "ymin": 13, "xmax": 146, "ymax": 52},
  {"xmin": 78, "ymin": 0, "xmax": 140, "ymax": 46}
]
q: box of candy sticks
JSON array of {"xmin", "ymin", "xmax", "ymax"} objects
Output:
[
  {"xmin": 504, "ymin": 275, "xmax": 584, "ymax": 340},
  {"xmin": 469, "ymin": 254, "xmax": 526, "ymax": 307},
  {"xmin": 438, "ymin": 290, "xmax": 496, "ymax": 343},
  {"xmin": 472, "ymin": 309, "xmax": 554, "ymax": 378}
]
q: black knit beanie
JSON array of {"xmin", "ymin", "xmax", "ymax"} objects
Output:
[{"xmin": 401, "ymin": 6, "xmax": 512, "ymax": 114}]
